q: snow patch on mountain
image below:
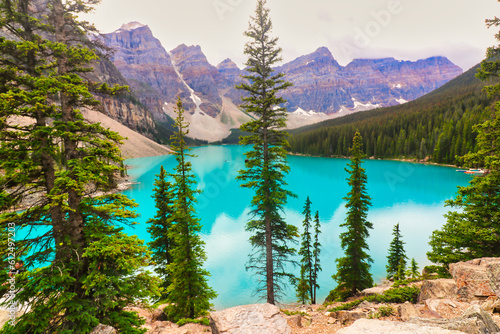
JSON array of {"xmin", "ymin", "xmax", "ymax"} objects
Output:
[{"xmin": 116, "ymin": 22, "xmax": 147, "ymax": 32}]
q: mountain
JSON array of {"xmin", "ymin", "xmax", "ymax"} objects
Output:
[
  {"xmin": 277, "ymin": 47, "xmax": 463, "ymax": 114},
  {"xmin": 101, "ymin": 22, "xmax": 463, "ymax": 142},
  {"xmin": 102, "ymin": 23, "xmax": 251, "ymax": 142},
  {"xmin": 288, "ymin": 62, "xmax": 495, "ymax": 165}
]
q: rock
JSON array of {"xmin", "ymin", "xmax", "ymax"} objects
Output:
[
  {"xmin": 336, "ymin": 318, "xmax": 467, "ymax": 333},
  {"xmin": 449, "ymin": 258, "xmax": 500, "ymax": 301},
  {"xmin": 332, "ymin": 310, "xmax": 368, "ymax": 325},
  {"xmin": 398, "ymin": 301, "xmax": 421, "ymax": 321},
  {"xmin": 462, "ymin": 305, "xmax": 500, "ymax": 333},
  {"xmin": 408, "ymin": 305, "xmax": 500, "ymax": 334},
  {"xmin": 90, "ymin": 324, "xmax": 117, "ymax": 334},
  {"xmin": 360, "ymin": 285, "xmax": 392, "ymax": 296},
  {"xmin": 210, "ymin": 303, "xmax": 291, "ymax": 334},
  {"xmin": 0, "ymin": 310, "xmax": 12, "ymax": 329},
  {"xmin": 418, "ymin": 279, "xmax": 457, "ymax": 302},
  {"xmin": 481, "ymin": 297, "xmax": 500, "ymax": 314},
  {"xmin": 424, "ymin": 299, "xmax": 470, "ymax": 318}
]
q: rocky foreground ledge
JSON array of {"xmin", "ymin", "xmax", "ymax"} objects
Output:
[{"xmin": 4, "ymin": 257, "xmax": 500, "ymax": 333}]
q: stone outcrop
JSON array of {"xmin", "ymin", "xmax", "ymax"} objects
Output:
[
  {"xmin": 398, "ymin": 302, "xmax": 421, "ymax": 321},
  {"xmin": 449, "ymin": 258, "xmax": 500, "ymax": 301},
  {"xmin": 336, "ymin": 318, "xmax": 467, "ymax": 334},
  {"xmin": 418, "ymin": 279, "xmax": 458, "ymax": 303},
  {"xmin": 210, "ymin": 303, "xmax": 291, "ymax": 334},
  {"xmin": 408, "ymin": 305, "xmax": 500, "ymax": 334},
  {"xmin": 90, "ymin": 324, "xmax": 117, "ymax": 334}
]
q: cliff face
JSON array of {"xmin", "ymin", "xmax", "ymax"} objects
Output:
[
  {"xmin": 102, "ymin": 22, "xmax": 187, "ymax": 121},
  {"xmin": 101, "ymin": 22, "xmax": 463, "ymax": 140},
  {"xmin": 277, "ymin": 48, "xmax": 463, "ymax": 114}
]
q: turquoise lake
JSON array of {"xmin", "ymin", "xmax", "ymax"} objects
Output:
[{"xmin": 122, "ymin": 145, "xmax": 471, "ymax": 310}]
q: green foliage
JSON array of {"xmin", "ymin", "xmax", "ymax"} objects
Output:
[
  {"xmin": 296, "ymin": 198, "xmax": 322, "ymax": 304},
  {"xmin": 333, "ymin": 132, "xmax": 373, "ymax": 298},
  {"xmin": 312, "ymin": 210, "xmax": 322, "ymax": 304},
  {"xmin": 327, "ymin": 285, "xmax": 420, "ymax": 310},
  {"xmin": 147, "ymin": 165, "xmax": 175, "ymax": 300},
  {"xmin": 176, "ymin": 318, "xmax": 210, "ymax": 327},
  {"xmin": 236, "ymin": 0, "xmax": 297, "ymax": 305},
  {"xmin": 428, "ymin": 16, "xmax": 500, "ymax": 266},
  {"xmin": 289, "ymin": 64, "xmax": 494, "ymax": 165},
  {"xmin": 422, "ymin": 265, "xmax": 452, "ymax": 279},
  {"xmin": 164, "ymin": 99, "xmax": 217, "ymax": 322},
  {"xmin": 0, "ymin": 1, "xmax": 158, "ymax": 332},
  {"xmin": 386, "ymin": 223, "xmax": 408, "ymax": 281},
  {"xmin": 409, "ymin": 258, "xmax": 420, "ymax": 279},
  {"xmin": 281, "ymin": 309, "xmax": 310, "ymax": 317}
]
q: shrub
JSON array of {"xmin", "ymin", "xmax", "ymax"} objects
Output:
[{"xmin": 176, "ymin": 318, "xmax": 210, "ymax": 326}]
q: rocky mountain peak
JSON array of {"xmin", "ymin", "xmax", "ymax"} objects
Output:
[
  {"xmin": 118, "ymin": 21, "xmax": 148, "ymax": 32},
  {"xmin": 217, "ymin": 58, "xmax": 240, "ymax": 70}
]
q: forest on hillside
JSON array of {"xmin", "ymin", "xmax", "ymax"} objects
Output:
[{"xmin": 288, "ymin": 64, "xmax": 498, "ymax": 165}]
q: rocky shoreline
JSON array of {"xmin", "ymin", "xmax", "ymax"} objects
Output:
[{"xmin": 29, "ymin": 257, "xmax": 500, "ymax": 333}]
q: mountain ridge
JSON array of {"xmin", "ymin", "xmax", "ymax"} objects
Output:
[{"xmin": 100, "ymin": 21, "xmax": 463, "ymax": 142}]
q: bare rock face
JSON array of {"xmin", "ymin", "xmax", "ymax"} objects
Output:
[
  {"xmin": 336, "ymin": 318, "xmax": 467, "ymax": 334},
  {"xmin": 398, "ymin": 302, "xmax": 421, "ymax": 321},
  {"xmin": 90, "ymin": 324, "xmax": 117, "ymax": 334},
  {"xmin": 449, "ymin": 258, "xmax": 500, "ymax": 301},
  {"xmin": 418, "ymin": 279, "xmax": 458, "ymax": 303},
  {"xmin": 210, "ymin": 303, "xmax": 291, "ymax": 334},
  {"xmin": 276, "ymin": 47, "xmax": 462, "ymax": 115},
  {"xmin": 408, "ymin": 305, "xmax": 500, "ymax": 334},
  {"xmin": 331, "ymin": 310, "xmax": 368, "ymax": 325}
]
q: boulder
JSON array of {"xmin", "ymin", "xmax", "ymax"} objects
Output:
[
  {"xmin": 408, "ymin": 305, "xmax": 500, "ymax": 334},
  {"xmin": 398, "ymin": 301, "xmax": 421, "ymax": 321},
  {"xmin": 424, "ymin": 299, "xmax": 470, "ymax": 318},
  {"xmin": 331, "ymin": 310, "xmax": 368, "ymax": 325},
  {"xmin": 210, "ymin": 303, "xmax": 291, "ymax": 334},
  {"xmin": 360, "ymin": 284, "xmax": 392, "ymax": 296},
  {"xmin": 481, "ymin": 297, "xmax": 500, "ymax": 314},
  {"xmin": 418, "ymin": 279, "xmax": 457, "ymax": 303},
  {"xmin": 336, "ymin": 318, "xmax": 467, "ymax": 333},
  {"xmin": 449, "ymin": 258, "xmax": 500, "ymax": 301},
  {"xmin": 90, "ymin": 324, "xmax": 117, "ymax": 334}
]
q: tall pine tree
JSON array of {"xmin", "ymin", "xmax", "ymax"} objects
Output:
[
  {"xmin": 236, "ymin": 0, "xmax": 297, "ymax": 305},
  {"xmin": 0, "ymin": 1, "xmax": 159, "ymax": 332},
  {"xmin": 312, "ymin": 210, "xmax": 322, "ymax": 304},
  {"xmin": 297, "ymin": 197, "xmax": 313, "ymax": 304},
  {"xmin": 165, "ymin": 98, "xmax": 216, "ymax": 322},
  {"xmin": 386, "ymin": 223, "xmax": 408, "ymax": 281},
  {"xmin": 333, "ymin": 132, "xmax": 373, "ymax": 300},
  {"xmin": 147, "ymin": 165, "xmax": 175, "ymax": 301}
]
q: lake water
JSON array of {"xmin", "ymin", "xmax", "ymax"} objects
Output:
[{"xmin": 123, "ymin": 145, "xmax": 471, "ymax": 310}]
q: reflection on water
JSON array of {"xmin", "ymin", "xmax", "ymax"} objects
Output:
[{"xmin": 122, "ymin": 145, "xmax": 471, "ymax": 310}]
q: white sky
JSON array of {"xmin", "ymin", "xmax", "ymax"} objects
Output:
[{"xmin": 82, "ymin": 0, "xmax": 500, "ymax": 71}]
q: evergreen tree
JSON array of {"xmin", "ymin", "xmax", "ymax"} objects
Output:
[
  {"xmin": 312, "ymin": 210, "xmax": 322, "ymax": 304},
  {"xmin": 296, "ymin": 197, "xmax": 313, "ymax": 304},
  {"xmin": 409, "ymin": 258, "xmax": 420, "ymax": 279},
  {"xmin": 0, "ymin": 1, "xmax": 158, "ymax": 332},
  {"xmin": 236, "ymin": 0, "xmax": 297, "ymax": 305},
  {"xmin": 386, "ymin": 223, "xmax": 408, "ymax": 281},
  {"xmin": 165, "ymin": 98, "xmax": 216, "ymax": 322},
  {"xmin": 427, "ymin": 15, "xmax": 500, "ymax": 266},
  {"xmin": 332, "ymin": 132, "xmax": 373, "ymax": 299},
  {"xmin": 147, "ymin": 165, "xmax": 175, "ymax": 301}
]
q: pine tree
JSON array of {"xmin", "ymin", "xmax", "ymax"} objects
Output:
[
  {"xmin": 236, "ymin": 0, "xmax": 297, "ymax": 305},
  {"xmin": 312, "ymin": 210, "xmax": 322, "ymax": 304},
  {"xmin": 332, "ymin": 132, "xmax": 373, "ymax": 299},
  {"xmin": 296, "ymin": 197, "xmax": 313, "ymax": 304},
  {"xmin": 409, "ymin": 258, "xmax": 420, "ymax": 279},
  {"xmin": 386, "ymin": 223, "xmax": 408, "ymax": 281},
  {"xmin": 0, "ymin": 1, "xmax": 159, "ymax": 332},
  {"xmin": 427, "ymin": 14, "xmax": 500, "ymax": 267},
  {"xmin": 165, "ymin": 98, "xmax": 216, "ymax": 322},
  {"xmin": 147, "ymin": 165, "xmax": 175, "ymax": 301}
]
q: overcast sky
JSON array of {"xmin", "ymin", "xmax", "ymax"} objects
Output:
[{"xmin": 82, "ymin": 0, "xmax": 500, "ymax": 71}]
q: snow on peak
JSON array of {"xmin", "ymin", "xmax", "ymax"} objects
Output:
[{"xmin": 119, "ymin": 22, "xmax": 147, "ymax": 31}]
